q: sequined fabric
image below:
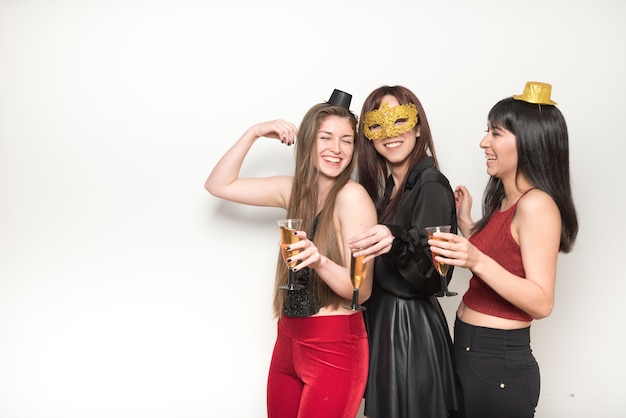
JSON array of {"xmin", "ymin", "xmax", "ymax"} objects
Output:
[{"xmin": 282, "ymin": 214, "xmax": 321, "ymax": 317}]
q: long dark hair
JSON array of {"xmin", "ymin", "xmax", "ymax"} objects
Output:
[
  {"xmin": 473, "ymin": 97, "xmax": 578, "ymax": 253},
  {"xmin": 272, "ymin": 103, "xmax": 359, "ymax": 317},
  {"xmin": 356, "ymin": 85, "xmax": 439, "ymax": 222}
]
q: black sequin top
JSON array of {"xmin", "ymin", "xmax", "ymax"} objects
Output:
[{"xmin": 282, "ymin": 214, "xmax": 322, "ymax": 317}]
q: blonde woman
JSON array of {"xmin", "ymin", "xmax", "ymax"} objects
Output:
[{"xmin": 205, "ymin": 90, "xmax": 377, "ymax": 418}]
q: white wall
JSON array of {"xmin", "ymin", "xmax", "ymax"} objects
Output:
[{"xmin": 1, "ymin": 0, "xmax": 624, "ymax": 417}]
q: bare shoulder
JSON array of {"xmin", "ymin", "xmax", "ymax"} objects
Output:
[
  {"xmin": 335, "ymin": 180, "xmax": 377, "ymax": 231},
  {"xmin": 517, "ymin": 188, "xmax": 560, "ymax": 222},
  {"xmin": 336, "ymin": 180, "xmax": 371, "ymax": 202}
]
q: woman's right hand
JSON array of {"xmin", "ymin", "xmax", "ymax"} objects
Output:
[
  {"xmin": 348, "ymin": 224, "xmax": 393, "ymax": 264},
  {"xmin": 248, "ymin": 120, "xmax": 298, "ymax": 146}
]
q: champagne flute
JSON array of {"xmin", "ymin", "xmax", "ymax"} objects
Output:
[
  {"xmin": 277, "ymin": 219, "xmax": 304, "ymax": 291},
  {"xmin": 425, "ymin": 225, "xmax": 457, "ymax": 297},
  {"xmin": 344, "ymin": 254, "xmax": 367, "ymax": 311}
]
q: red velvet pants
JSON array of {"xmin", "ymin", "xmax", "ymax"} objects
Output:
[{"xmin": 267, "ymin": 312, "xmax": 368, "ymax": 418}]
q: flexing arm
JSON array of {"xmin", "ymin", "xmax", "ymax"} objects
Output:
[{"xmin": 204, "ymin": 120, "xmax": 298, "ymax": 208}]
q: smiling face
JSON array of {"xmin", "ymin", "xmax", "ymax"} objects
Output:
[
  {"xmin": 368, "ymin": 95, "xmax": 420, "ymax": 167},
  {"xmin": 314, "ymin": 115, "xmax": 355, "ymax": 180},
  {"xmin": 480, "ymin": 122, "xmax": 518, "ymax": 180}
]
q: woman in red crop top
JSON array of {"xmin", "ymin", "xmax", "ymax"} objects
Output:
[{"xmin": 428, "ymin": 82, "xmax": 578, "ymax": 418}]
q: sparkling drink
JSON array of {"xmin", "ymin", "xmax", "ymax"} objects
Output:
[
  {"xmin": 277, "ymin": 219, "xmax": 304, "ymax": 291},
  {"xmin": 350, "ymin": 254, "xmax": 367, "ymax": 289},
  {"xmin": 425, "ymin": 224, "xmax": 457, "ymax": 297},
  {"xmin": 429, "ymin": 236, "xmax": 450, "ymax": 276},
  {"xmin": 344, "ymin": 254, "xmax": 367, "ymax": 311},
  {"xmin": 280, "ymin": 225, "xmax": 300, "ymax": 268}
]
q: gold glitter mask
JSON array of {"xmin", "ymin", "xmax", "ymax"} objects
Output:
[{"xmin": 363, "ymin": 102, "xmax": 418, "ymax": 141}]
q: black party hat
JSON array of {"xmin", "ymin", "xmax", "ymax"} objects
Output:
[{"xmin": 326, "ymin": 89, "xmax": 352, "ymax": 110}]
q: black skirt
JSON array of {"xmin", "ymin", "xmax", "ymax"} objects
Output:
[{"xmin": 363, "ymin": 281, "xmax": 462, "ymax": 417}]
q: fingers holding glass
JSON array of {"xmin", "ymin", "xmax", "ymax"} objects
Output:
[
  {"xmin": 278, "ymin": 219, "xmax": 304, "ymax": 290},
  {"xmin": 344, "ymin": 254, "xmax": 367, "ymax": 311},
  {"xmin": 425, "ymin": 225, "xmax": 457, "ymax": 297}
]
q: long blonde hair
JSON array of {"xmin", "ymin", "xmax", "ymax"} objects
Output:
[{"xmin": 272, "ymin": 103, "xmax": 359, "ymax": 317}]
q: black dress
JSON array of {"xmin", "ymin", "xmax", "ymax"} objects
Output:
[{"xmin": 363, "ymin": 157, "xmax": 463, "ymax": 417}]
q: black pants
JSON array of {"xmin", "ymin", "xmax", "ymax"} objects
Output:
[{"xmin": 454, "ymin": 317, "xmax": 540, "ymax": 418}]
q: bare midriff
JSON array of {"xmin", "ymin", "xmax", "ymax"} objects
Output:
[
  {"xmin": 457, "ymin": 301, "xmax": 532, "ymax": 330},
  {"xmin": 314, "ymin": 306, "xmax": 355, "ymax": 316}
]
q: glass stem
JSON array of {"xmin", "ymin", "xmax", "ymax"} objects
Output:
[
  {"xmin": 288, "ymin": 269, "xmax": 294, "ymax": 289},
  {"xmin": 351, "ymin": 288, "xmax": 359, "ymax": 309}
]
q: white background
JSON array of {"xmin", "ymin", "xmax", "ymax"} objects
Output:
[{"xmin": 1, "ymin": 0, "xmax": 624, "ymax": 417}]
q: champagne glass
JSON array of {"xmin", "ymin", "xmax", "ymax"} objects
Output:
[
  {"xmin": 277, "ymin": 219, "xmax": 304, "ymax": 290},
  {"xmin": 344, "ymin": 254, "xmax": 367, "ymax": 311},
  {"xmin": 425, "ymin": 225, "xmax": 457, "ymax": 297}
]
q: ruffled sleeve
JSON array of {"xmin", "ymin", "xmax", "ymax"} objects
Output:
[{"xmin": 382, "ymin": 165, "xmax": 457, "ymax": 296}]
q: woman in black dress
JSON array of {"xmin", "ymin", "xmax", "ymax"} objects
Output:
[{"xmin": 349, "ymin": 85, "xmax": 463, "ymax": 417}]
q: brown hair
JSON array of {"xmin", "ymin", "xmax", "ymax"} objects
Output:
[
  {"xmin": 357, "ymin": 85, "xmax": 439, "ymax": 222},
  {"xmin": 272, "ymin": 103, "xmax": 359, "ymax": 317}
]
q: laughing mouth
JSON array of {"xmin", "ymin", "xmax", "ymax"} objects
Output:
[{"xmin": 384, "ymin": 141, "xmax": 402, "ymax": 149}]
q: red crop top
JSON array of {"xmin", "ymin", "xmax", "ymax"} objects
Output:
[{"xmin": 462, "ymin": 196, "xmax": 533, "ymax": 322}]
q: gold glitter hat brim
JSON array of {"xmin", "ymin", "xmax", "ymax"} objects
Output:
[{"xmin": 513, "ymin": 81, "xmax": 558, "ymax": 105}]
